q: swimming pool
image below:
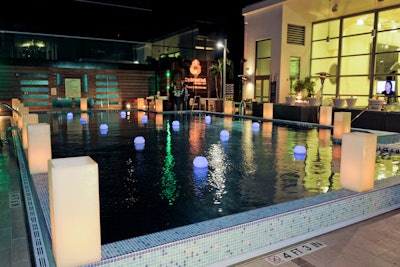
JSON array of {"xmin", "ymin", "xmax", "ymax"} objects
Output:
[{"xmin": 35, "ymin": 110, "xmax": 400, "ymax": 245}]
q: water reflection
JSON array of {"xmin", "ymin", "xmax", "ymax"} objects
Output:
[{"xmin": 44, "ymin": 111, "xmax": 400, "ymax": 243}]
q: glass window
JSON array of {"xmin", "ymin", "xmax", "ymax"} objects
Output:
[
  {"xmin": 341, "ymin": 34, "xmax": 373, "ymax": 56},
  {"xmin": 255, "ymin": 39, "xmax": 271, "ymax": 76},
  {"xmin": 342, "ymin": 13, "xmax": 375, "ymax": 36},
  {"xmin": 378, "ymin": 8, "xmax": 400, "ymax": 31},
  {"xmin": 312, "ymin": 39, "xmax": 339, "ymax": 58},
  {"xmin": 312, "ymin": 19, "xmax": 340, "ymax": 40},
  {"xmin": 341, "ymin": 55, "xmax": 370, "ymax": 75}
]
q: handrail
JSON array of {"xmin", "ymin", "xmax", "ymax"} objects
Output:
[
  {"xmin": 351, "ymin": 105, "xmax": 370, "ymax": 123},
  {"xmin": 1, "ymin": 103, "xmax": 21, "ymax": 116},
  {"xmin": 238, "ymin": 100, "xmax": 246, "ymax": 116}
]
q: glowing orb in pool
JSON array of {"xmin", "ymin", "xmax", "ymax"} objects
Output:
[
  {"xmin": 141, "ymin": 114, "xmax": 148, "ymax": 123},
  {"xmin": 193, "ymin": 156, "xmax": 208, "ymax": 168},
  {"xmin": 205, "ymin": 115, "xmax": 211, "ymax": 124},
  {"xmin": 134, "ymin": 136, "xmax": 145, "ymax": 144},
  {"xmin": 220, "ymin": 130, "xmax": 229, "ymax": 137},
  {"xmin": 80, "ymin": 117, "xmax": 87, "ymax": 124},
  {"xmin": 252, "ymin": 122, "xmax": 260, "ymax": 130},
  {"xmin": 294, "ymin": 145, "xmax": 306, "ymax": 154},
  {"xmin": 67, "ymin": 112, "xmax": 73, "ymax": 119},
  {"xmin": 172, "ymin": 120, "xmax": 180, "ymax": 127},
  {"xmin": 99, "ymin": 124, "xmax": 108, "ymax": 130},
  {"xmin": 120, "ymin": 111, "xmax": 127, "ymax": 119}
]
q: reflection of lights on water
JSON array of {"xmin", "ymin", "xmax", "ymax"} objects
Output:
[{"xmin": 208, "ymin": 143, "xmax": 227, "ymax": 209}]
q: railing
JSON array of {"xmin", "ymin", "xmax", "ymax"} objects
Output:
[
  {"xmin": 1, "ymin": 103, "xmax": 21, "ymax": 116},
  {"xmin": 351, "ymin": 105, "xmax": 370, "ymax": 123},
  {"xmin": 238, "ymin": 100, "xmax": 246, "ymax": 116}
]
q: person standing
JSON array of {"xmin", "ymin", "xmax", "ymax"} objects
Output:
[{"xmin": 174, "ymin": 81, "xmax": 183, "ymax": 111}]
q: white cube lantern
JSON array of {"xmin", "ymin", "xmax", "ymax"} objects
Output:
[
  {"xmin": 48, "ymin": 156, "xmax": 101, "ymax": 267},
  {"xmin": 340, "ymin": 132, "xmax": 377, "ymax": 192},
  {"xmin": 333, "ymin": 112, "xmax": 351, "ymax": 140},
  {"xmin": 80, "ymin": 97, "xmax": 88, "ymax": 111},
  {"xmin": 22, "ymin": 114, "xmax": 39, "ymax": 149},
  {"xmin": 27, "ymin": 123, "xmax": 51, "ymax": 174},
  {"xmin": 137, "ymin": 98, "xmax": 145, "ymax": 110},
  {"xmin": 319, "ymin": 106, "xmax": 332, "ymax": 126},
  {"xmin": 155, "ymin": 99, "xmax": 163, "ymax": 112},
  {"xmin": 224, "ymin": 100, "xmax": 233, "ymax": 114},
  {"xmin": 263, "ymin": 103, "xmax": 273, "ymax": 119}
]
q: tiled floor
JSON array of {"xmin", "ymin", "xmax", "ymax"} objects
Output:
[
  {"xmin": 233, "ymin": 208, "xmax": 400, "ymax": 267},
  {"xmin": 0, "ymin": 140, "xmax": 32, "ymax": 267}
]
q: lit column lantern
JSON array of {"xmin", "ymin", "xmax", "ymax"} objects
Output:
[
  {"xmin": 27, "ymin": 123, "xmax": 51, "ymax": 174},
  {"xmin": 48, "ymin": 156, "xmax": 101, "ymax": 266},
  {"xmin": 340, "ymin": 132, "xmax": 377, "ymax": 192},
  {"xmin": 22, "ymin": 114, "xmax": 39, "ymax": 149},
  {"xmin": 319, "ymin": 106, "xmax": 332, "ymax": 126},
  {"xmin": 263, "ymin": 103, "xmax": 273, "ymax": 119},
  {"xmin": 333, "ymin": 112, "xmax": 351, "ymax": 140}
]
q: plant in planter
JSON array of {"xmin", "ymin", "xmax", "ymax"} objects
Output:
[
  {"xmin": 293, "ymin": 76, "xmax": 316, "ymax": 100},
  {"xmin": 209, "ymin": 58, "xmax": 234, "ymax": 111},
  {"xmin": 333, "ymin": 95, "xmax": 346, "ymax": 108}
]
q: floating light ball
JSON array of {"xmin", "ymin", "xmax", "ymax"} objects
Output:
[
  {"xmin": 80, "ymin": 117, "xmax": 87, "ymax": 125},
  {"xmin": 67, "ymin": 112, "xmax": 73, "ymax": 119},
  {"xmin": 134, "ymin": 136, "xmax": 145, "ymax": 151},
  {"xmin": 172, "ymin": 120, "xmax": 180, "ymax": 127},
  {"xmin": 294, "ymin": 145, "xmax": 306, "ymax": 154},
  {"xmin": 120, "ymin": 111, "xmax": 127, "ymax": 119},
  {"xmin": 99, "ymin": 124, "xmax": 108, "ymax": 130},
  {"xmin": 252, "ymin": 122, "xmax": 260, "ymax": 130},
  {"xmin": 99, "ymin": 129, "xmax": 108, "ymax": 135},
  {"xmin": 220, "ymin": 130, "xmax": 229, "ymax": 137},
  {"xmin": 205, "ymin": 115, "xmax": 211, "ymax": 124},
  {"xmin": 193, "ymin": 156, "xmax": 208, "ymax": 168},
  {"xmin": 134, "ymin": 136, "xmax": 145, "ymax": 144},
  {"xmin": 141, "ymin": 114, "xmax": 148, "ymax": 123}
]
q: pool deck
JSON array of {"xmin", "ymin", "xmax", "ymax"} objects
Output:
[{"xmin": 1, "ymin": 113, "xmax": 400, "ymax": 266}]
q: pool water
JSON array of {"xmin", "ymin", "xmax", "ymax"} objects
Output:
[{"xmin": 38, "ymin": 111, "xmax": 399, "ymax": 244}]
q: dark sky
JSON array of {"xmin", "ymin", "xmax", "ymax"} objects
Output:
[{"xmin": 0, "ymin": 1, "xmax": 259, "ymax": 42}]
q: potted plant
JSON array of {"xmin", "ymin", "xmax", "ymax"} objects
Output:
[
  {"xmin": 333, "ymin": 95, "xmax": 346, "ymax": 108},
  {"xmin": 346, "ymin": 96, "xmax": 357, "ymax": 109},
  {"xmin": 209, "ymin": 58, "xmax": 234, "ymax": 112},
  {"xmin": 293, "ymin": 76, "xmax": 316, "ymax": 100}
]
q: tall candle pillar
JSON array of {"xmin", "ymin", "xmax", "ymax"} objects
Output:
[
  {"xmin": 333, "ymin": 112, "xmax": 351, "ymax": 140},
  {"xmin": 155, "ymin": 99, "xmax": 163, "ymax": 112},
  {"xmin": 22, "ymin": 114, "xmax": 39, "ymax": 149},
  {"xmin": 340, "ymin": 132, "xmax": 377, "ymax": 192},
  {"xmin": 80, "ymin": 97, "xmax": 88, "ymax": 111},
  {"xmin": 48, "ymin": 156, "xmax": 101, "ymax": 267},
  {"xmin": 137, "ymin": 98, "xmax": 145, "ymax": 110},
  {"xmin": 319, "ymin": 106, "xmax": 332, "ymax": 126},
  {"xmin": 263, "ymin": 103, "xmax": 273, "ymax": 119},
  {"xmin": 224, "ymin": 100, "xmax": 233, "ymax": 114},
  {"xmin": 27, "ymin": 123, "xmax": 51, "ymax": 174}
]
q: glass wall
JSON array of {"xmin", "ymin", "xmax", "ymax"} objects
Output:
[{"xmin": 311, "ymin": 6, "xmax": 400, "ymax": 107}]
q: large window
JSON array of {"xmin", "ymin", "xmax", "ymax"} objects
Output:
[
  {"xmin": 311, "ymin": 6, "xmax": 400, "ymax": 106},
  {"xmin": 254, "ymin": 39, "xmax": 271, "ymax": 102}
]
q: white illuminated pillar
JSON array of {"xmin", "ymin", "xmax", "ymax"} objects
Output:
[
  {"xmin": 48, "ymin": 156, "xmax": 101, "ymax": 266},
  {"xmin": 17, "ymin": 106, "xmax": 29, "ymax": 128},
  {"xmin": 22, "ymin": 114, "xmax": 39, "ymax": 149},
  {"xmin": 80, "ymin": 98, "xmax": 88, "ymax": 111},
  {"xmin": 224, "ymin": 100, "xmax": 233, "ymax": 114},
  {"xmin": 27, "ymin": 123, "xmax": 51, "ymax": 174},
  {"xmin": 333, "ymin": 112, "xmax": 351, "ymax": 140},
  {"xmin": 155, "ymin": 99, "xmax": 163, "ymax": 112},
  {"xmin": 137, "ymin": 98, "xmax": 145, "ymax": 110},
  {"xmin": 263, "ymin": 103, "xmax": 273, "ymax": 119},
  {"xmin": 319, "ymin": 106, "xmax": 332, "ymax": 126},
  {"xmin": 340, "ymin": 132, "xmax": 377, "ymax": 192}
]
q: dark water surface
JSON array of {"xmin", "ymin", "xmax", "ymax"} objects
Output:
[{"xmin": 39, "ymin": 111, "xmax": 399, "ymax": 244}]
